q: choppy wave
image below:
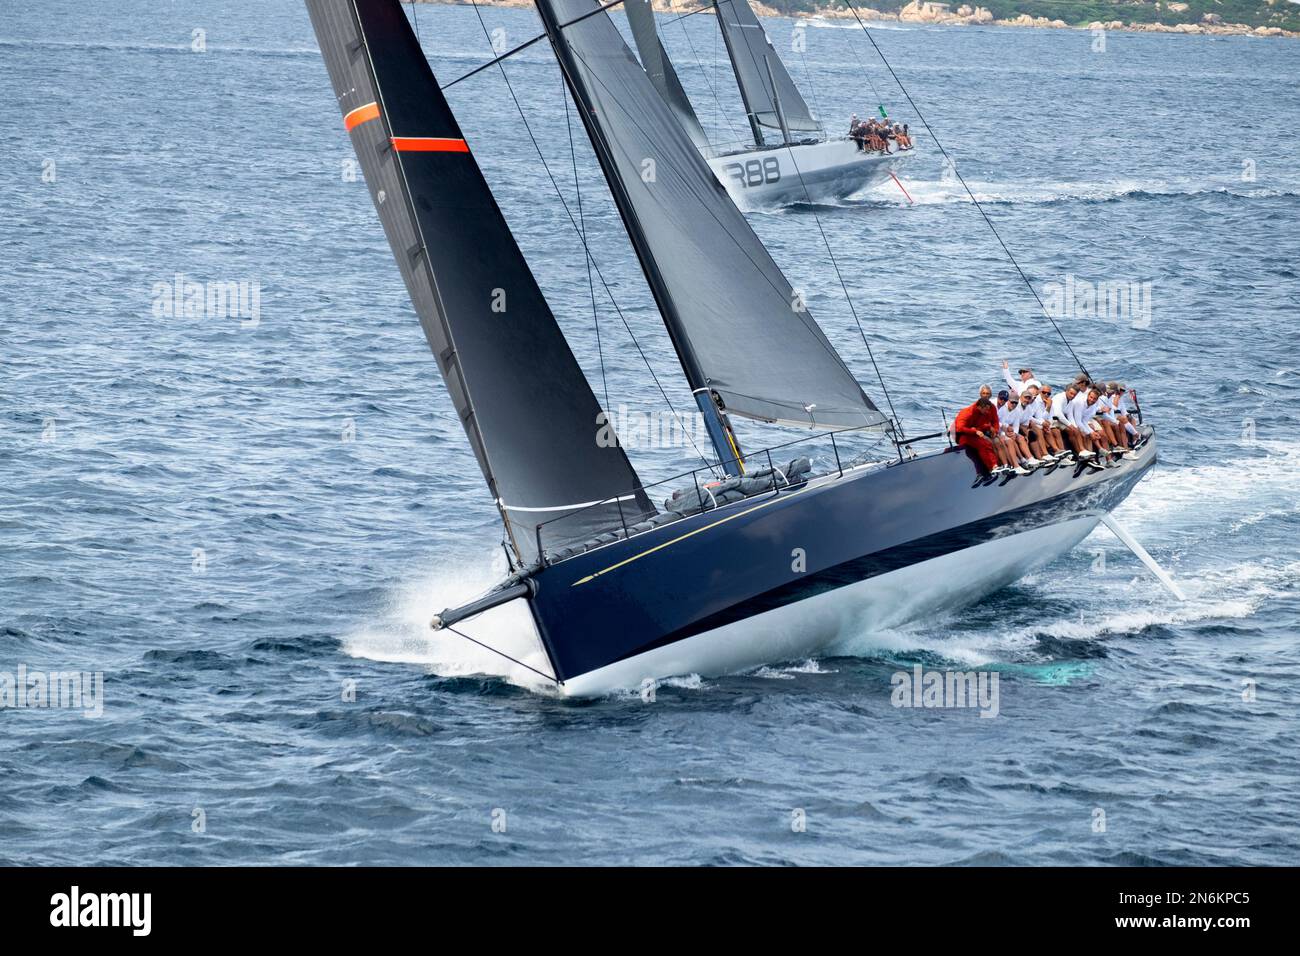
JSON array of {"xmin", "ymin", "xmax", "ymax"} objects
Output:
[
  {"xmin": 342, "ymin": 554, "xmax": 555, "ymax": 693},
  {"xmin": 840, "ymin": 176, "xmax": 1300, "ymax": 208},
  {"xmin": 0, "ymin": 38, "xmax": 322, "ymax": 57},
  {"xmin": 1113, "ymin": 438, "xmax": 1300, "ymax": 530},
  {"xmin": 5, "ymin": 0, "xmax": 1297, "ymax": 866},
  {"xmin": 806, "ymin": 18, "xmax": 916, "ymax": 32}
]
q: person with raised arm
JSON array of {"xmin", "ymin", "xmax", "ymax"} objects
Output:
[{"xmin": 1001, "ymin": 359, "xmax": 1042, "ymax": 397}]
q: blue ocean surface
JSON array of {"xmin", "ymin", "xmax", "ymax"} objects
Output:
[{"xmin": 2, "ymin": 0, "xmax": 1298, "ymax": 865}]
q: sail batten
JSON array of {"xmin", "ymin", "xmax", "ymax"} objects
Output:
[
  {"xmin": 306, "ymin": 0, "xmax": 649, "ymax": 562},
  {"xmin": 535, "ymin": 0, "xmax": 885, "ymax": 432}
]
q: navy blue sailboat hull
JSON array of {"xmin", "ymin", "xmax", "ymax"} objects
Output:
[{"xmin": 528, "ymin": 439, "xmax": 1155, "ymax": 690}]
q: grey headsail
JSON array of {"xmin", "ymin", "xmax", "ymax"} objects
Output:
[
  {"xmin": 713, "ymin": 0, "xmax": 819, "ymax": 142},
  {"xmin": 623, "ymin": 0, "xmax": 710, "ymax": 152},
  {"xmin": 305, "ymin": 0, "xmax": 650, "ymax": 562},
  {"xmin": 534, "ymin": 0, "xmax": 885, "ymax": 431}
]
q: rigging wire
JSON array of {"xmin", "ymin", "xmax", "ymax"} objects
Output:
[
  {"xmin": 782, "ymin": 147, "xmax": 904, "ymax": 439},
  {"xmin": 462, "ymin": 0, "xmax": 713, "ymax": 469},
  {"xmin": 795, "ymin": 35, "xmax": 827, "ymax": 139},
  {"xmin": 408, "ymin": 0, "xmax": 421, "ymax": 43},
  {"xmin": 661, "ymin": 6, "xmax": 710, "ymax": 27},
  {"xmin": 442, "ymin": 622, "xmax": 560, "ymax": 685},
  {"xmin": 840, "ymin": 0, "xmax": 1091, "ymax": 377},
  {"xmin": 840, "ymin": 22, "xmax": 888, "ymax": 119},
  {"xmin": 674, "ymin": 8, "xmax": 743, "ymax": 147},
  {"xmin": 563, "ymin": 40, "xmax": 864, "ymax": 385},
  {"xmin": 441, "ymin": 0, "xmax": 629, "ymax": 91},
  {"xmin": 564, "ymin": 80, "xmax": 609, "ymax": 410}
]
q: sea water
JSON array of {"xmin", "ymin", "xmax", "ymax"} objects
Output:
[{"xmin": 1, "ymin": 1, "xmax": 1297, "ymax": 864}]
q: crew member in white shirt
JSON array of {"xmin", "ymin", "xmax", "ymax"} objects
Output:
[
  {"xmin": 1049, "ymin": 385, "xmax": 1073, "ymax": 433},
  {"xmin": 1078, "ymin": 385, "xmax": 1121, "ymax": 459},
  {"xmin": 996, "ymin": 391, "xmax": 1034, "ymax": 473},
  {"xmin": 1031, "ymin": 385, "xmax": 1067, "ymax": 458},
  {"xmin": 1064, "ymin": 385, "xmax": 1099, "ymax": 459},
  {"xmin": 1004, "ymin": 392, "xmax": 1043, "ymax": 469},
  {"xmin": 1095, "ymin": 385, "xmax": 1124, "ymax": 445},
  {"xmin": 1002, "ymin": 359, "xmax": 1042, "ymax": 397},
  {"xmin": 1109, "ymin": 381, "xmax": 1139, "ymax": 447},
  {"xmin": 1015, "ymin": 389, "xmax": 1053, "ymax": 463},
  {"xmin": 1050, "ymin": 385, "xmax": 1079, "ymax": 454}
]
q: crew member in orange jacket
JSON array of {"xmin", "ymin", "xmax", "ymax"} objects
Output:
[{"xmin": 953, "ymin": 385, "xmax": 1001, "ymax": 474}]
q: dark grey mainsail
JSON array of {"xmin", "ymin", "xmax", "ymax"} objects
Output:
[
  {"xmin": 305, "ymin": 0, "xmax": 649, "ymax": 561},
  {"xmin": 713, "ymin": 0, "xmax": 819, "ymax": 142},
  {"xmin": 623, "ymin": 0, "xmax": 710, "ymax": 151},
  {"xmin": 534, "ymin": 0, "xmax": 885, "ymax": 431}
]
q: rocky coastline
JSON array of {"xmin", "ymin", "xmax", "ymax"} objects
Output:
[{"xmin": 412, "ymin": 0, "xmax": 1298, "ymax": 39}]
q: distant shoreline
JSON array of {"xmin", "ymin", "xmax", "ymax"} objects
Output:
[{"xmin": 412, "ymin": 0, "xmax": 1299, "ymax": 39}]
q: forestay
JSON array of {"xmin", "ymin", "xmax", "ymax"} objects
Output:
[{"xmin": 535, "ymin": 0, "xmax": 886, "ymax": 431}]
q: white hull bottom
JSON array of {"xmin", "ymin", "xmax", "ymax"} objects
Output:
[
  {"xmin": 559, "ymin": 513, "xmax": 1102, "ymax": 698},
  {"xmin": 707, "ymin": 139, "xmax": 908, "ymax": 209}
]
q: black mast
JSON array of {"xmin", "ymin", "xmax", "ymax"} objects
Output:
[
  {"xmin": 713, "ymin": 0, "xmax": 765, "ymax": 147},
  {"xmin": 535, "ymin": 0, "xmax": 745, "ymax": 475},
  {"xmin": 712, "ymin": 0, "xmax": 821, "ymax": 142},
  {"xmin": 532, "ymin": 0, "xmax": 886, "ymax": 443},
  {"xmin": 306, "ymin": 0, "xmax": 649, "ymax": 560}
]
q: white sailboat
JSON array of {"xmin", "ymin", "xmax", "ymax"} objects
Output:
[{"xmin": 625, "ymin": 0, "xmax": 911, "ymax": 208}]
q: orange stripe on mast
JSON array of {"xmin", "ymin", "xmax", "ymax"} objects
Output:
[
  {"xmin": 390, "ymin": 137, "xmax": 469, "ymax": 153},
  {"xmin": 343, "ymin": 102, "xmax": 380, "ymax": 131}
]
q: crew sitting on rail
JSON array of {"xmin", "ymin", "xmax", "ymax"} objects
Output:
[
  {"xmin": 852, "ymin": 118, "xmax": 876, "ymax": 151},
  {"xmin": 998, "ymin": 390, "xmax": 1040, "ymax": 474},
  {"xmin": 1075, "ymin": 377, "xmax": 1140, "ymax": 457},
  {"xmin": 1009, "ymin": 363, "xmax": 1150, "ymax": 464},
  {"xmin": 872, "ymin": 121, "xmax": 895, "ymax": 152},
  {"xmin": 1108, "ymin": 381, "xmax": 1140, "ymax": 447},
  {"xmin": 1008, "ymin": 362, "xmax": 1138, "ymax": 459},
  {"xmin": 951, "ymin": 384, "xmax": 1001, "ymax": 475},
  {"xmin": 851, "ymin": 114, "xmax": 914, "ymax": 152},
  {"xmin": 1048, "ymin": 384, "xmax": 1082, "ymax": 458},
  {"xmin": 1080, "ymin": 381, "xmax": 1134, "ymax": 462},
  {"xmin": 1078, "ymin": 385, "xmax": 1118, "ymax": 457},
  {"xmin": 957, "ymin": 371, "xmax": 1142, "ymax": 476},
  {"xmin": 1033, "ymin": 384, "xmax": 1068, "ymax": 458},
  {"xmin": 1093, "ymin": 384, "xmax": 1136, "ymax": 459},
  {"xmin": 1090, "ymin": 385, "xmax": 1124, "ymax": 453},
  {"xmin": 1018, "ymin": 386, "xmax": 1064, "ymax": 462},
  {"xmin": 851, "ymin": 117, "xmax": 891, "ymax": 153}
]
